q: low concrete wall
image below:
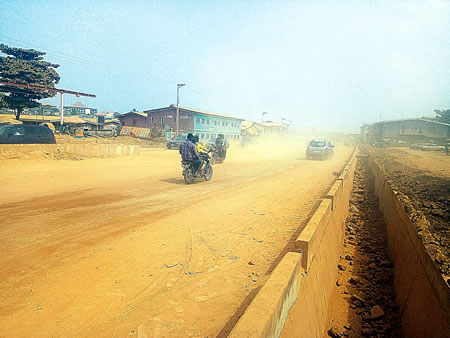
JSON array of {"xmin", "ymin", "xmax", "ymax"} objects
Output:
[
  {"xmin": 0, "ymin": 144, "xmax": 141, "ymax": 157},
  {"xmin": 229, "ymin": 253, "xmax": 303, "ymax": 337},
  {"xmin": 230, "ymin": 149, "xmax": 358, "ymax": 337},
  {"xmin": 369, "ymin": 158, "xmax": 450, "ymax": 337}
]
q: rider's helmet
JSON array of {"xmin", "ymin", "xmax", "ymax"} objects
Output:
[
  {"xmin": 187, "ymin": 133, "xmax": 193, "ymax": 141},
  {"xmin": 192, "ymin": 135, "xmax": 199, "ymax": 143}
]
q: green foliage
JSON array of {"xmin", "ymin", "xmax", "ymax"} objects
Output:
[
  {"xmin": 0, "ymin": 92, "xmax": 6, "ymax": 108},
  {"xmin": 434, "ymin": 109, "xmax": 450, "ymax": 124},
  {"xmin": 0, "ymin": 44, "xmax": 60, "ymax": 119},
  {"xmin": 151, "ymin": 125, "xmax": 165, "ymax": 138}
]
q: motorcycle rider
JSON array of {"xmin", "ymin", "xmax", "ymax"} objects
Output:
[
  {"xmin": 179, "ymin": 133, "xmax": 201, "ymax": 176},
  {"xmin": 215, "ymin": 134, "xmax": 228, "ymax": 160}
]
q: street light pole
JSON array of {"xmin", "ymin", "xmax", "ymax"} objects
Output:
[
  {"xmin": 176, "ymin": 83, "xmax": 186, "ymax": 135},
  {"xmin": 60, "ymin": 92, "xmax": 64, "ymax": 134},
  {"xmin": 262, "ymin": 112, "xmax": 268, "ymax": 123},
  {"xmin": 281, "ymin": 118, "xmax": 286, "ymax": 136}
]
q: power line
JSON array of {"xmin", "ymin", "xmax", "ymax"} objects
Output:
[
  {"xmin": 0, "ymin": 34, "xmax": 167, "ymax": 82},
  {"xmin": 0, "ymin": 34, "xmax": 142, "ymax": 75}
]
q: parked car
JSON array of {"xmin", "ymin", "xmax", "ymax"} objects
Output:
[
  {"xmin": 0, "ymin": 124, "xmax": 56, "ymax": 144},
  {"xmin": 167, "ymin": 135, "xmax": 186, "ymax": 149},
  {"xmin": 372, "ymin": 140, "xmax": 389, "ymax": 148},
  {"xmin": 306, "ymin": 139, "xmax": 334, "ymax": 160},
  {"xmin": 410, "ymin": 143, "xmax": 423, "ymax": 150},
  {"xmin": 410, "ymin": 143, "xmax": 445, "ymax": 151},
  {"xmin": 420, "ymin": 143, "xmax": 445, "ymax": 151}
]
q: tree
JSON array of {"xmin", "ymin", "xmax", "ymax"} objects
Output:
[
  {"xmin": 0, "ymin": 44, "xmax": 60, "ymax": 120},
  {"xmin": 0, "ymin": 92, "xmax": 6, "ymax": 108},
  {"xmin": 434, "ymin": 109, "xmax": 450, "ymax": 124}
]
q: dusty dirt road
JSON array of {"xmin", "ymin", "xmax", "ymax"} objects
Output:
[{"xmin": 0, "ymin": 141, "xmax": 354, "ymax": 337}]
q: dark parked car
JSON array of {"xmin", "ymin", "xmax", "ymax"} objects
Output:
[
  {"xmin": 0, "ymin": 124, "xmax": 56, "ymax": 144},
  {"xmin": 167, "ymin": 135, "xmax": 186, "ymax": 149},
  {"xmin": 306, "ymin": 139, "xmax": 334, "ymax": 160}
]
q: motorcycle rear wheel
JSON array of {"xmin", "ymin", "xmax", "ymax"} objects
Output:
[{"xmin": 184, "ymin": 167, "xmax": 195, "ymax": 184}]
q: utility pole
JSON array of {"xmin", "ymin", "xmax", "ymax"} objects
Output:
[
  {"xmin": 0, "ymin": 81, "xmax": 95, "ymax": 134},
  {"xmin": 262, "ymin": 112, "xmax": 268, "ymax": 123},
  {"xmin": 176, "ymin": 83, "xmax": 185, "ymax": 135},
  {"xmin": 60, "ymin": 92, "xmax": 64, "ymax": 134}
]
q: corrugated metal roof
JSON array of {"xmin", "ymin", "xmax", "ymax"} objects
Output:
[
  {"xmin": 68, "ymin": 102, "xmax": 88, "ymax": 108},
  {"xmin": 371, "ymin": 118, "xmax": 449, "ymax": 127},
  {"xmin": 120, "ymin": 111, "xmax": 147, "ymax": 118}
]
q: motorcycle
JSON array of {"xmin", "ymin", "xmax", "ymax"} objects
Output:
[
  {"xmin": 181, "ymin": 150, "xmax": 213, "ymax": 184},
  {"xmin": 210, "ymin": 145, "xmax": 225, "ymax": 165}
]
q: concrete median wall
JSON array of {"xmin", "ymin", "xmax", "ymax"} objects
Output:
[
  {"xmin": 0, "ymin": 144, "xmax": 141, "ymax": 157},
  {"xmin": 369, "ymin": 158, "xmax": 450, "ymax": 337},
  {"xmin": 230, "ymin": 149, "xmax": 358, "ymax": 337}
]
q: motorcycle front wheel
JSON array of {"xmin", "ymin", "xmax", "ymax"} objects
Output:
[
  {"xmin": 184, "ymin": 167, "xmax": 195, "ymax": 184},
  {"xmin": 204, "ymin": 165, "xmax": 213, "ymax": 181}
]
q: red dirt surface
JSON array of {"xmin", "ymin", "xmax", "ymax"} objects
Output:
[{"xmin": 0, "ymin": 141, "xmax": 354, "ymax": 336}]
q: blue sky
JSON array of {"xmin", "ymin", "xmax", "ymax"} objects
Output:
[{"xmin": 1, "ymin": 0, "xmax": 449, "ymax": 132}]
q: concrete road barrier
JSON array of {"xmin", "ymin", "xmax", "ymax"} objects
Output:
[
  {"xmin": 233, "ymin": 146, "xmax": 448, "ymax": 337},
  {"xmin": 230, "ymin": 148, "xmax": 358, "ymax": 337},
  {"xmin": 369, "ymin": 157, "xmax": 450, "ymax": 337},
  {"xmin": 229, "ymin": 253, "xmax": 303, "ymax": 338},
  {"xmin": 0, "ymin": 144, "xmax": 141, "ymax": 157}
]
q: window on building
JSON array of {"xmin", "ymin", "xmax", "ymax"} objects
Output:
[
  {"xmin": 211, "ymin": 133, "xmax": 215, "ymax": 139},
  {"xmin": 417, "ymin": 126, "xmax": 423, "ymax": 134},
  {"xmin": 132, "ymin": 119, "xmax": 137, "ymax": 127},
  {"xmin": 206, "ymin": 119, "xmax": 210, "ymax": 125},
  {"xmin": 189, "ymin": 115, "xmax": 192, "ymax": 119},
  {"xmin": 196, "ymin": 118, "xmax": 200, "ymax": 123},
  {"xmin": 160, "ymin": 117, "xmax": 164, "ymax": 124},
  {"xmin": 201, "ymin": 119, "xmax": 205, "ymax": 124},
  {"xmin": 149, "ymin": 116, "xmax": 153, "ymax": 123},
  {"xmin": 222, "ymin": 121, "xmax": 225, "ymax": 126},
  {"xmin": 201, "ymin": 133, "xmax": 205, "ymax": 139},
  {"xmin": 206, "ymin": 133, "xmax": 210, "ymax": 139},
  {"xmin": 400, "ymin": 126, "xmax": 405, "ymax": 134}
]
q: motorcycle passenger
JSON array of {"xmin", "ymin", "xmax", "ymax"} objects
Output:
[
  {"xmin": 179, "ymin": 133, "xmax": 201, "ymax": 176},
  {"xmin": 192, "ymin": 135, "xmax": 208, "ymax": 174},
  {"xmin": 193, "ymin": 135, "xmax": 209, "ymax": 154}
]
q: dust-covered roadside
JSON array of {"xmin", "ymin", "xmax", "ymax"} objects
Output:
[{"xmin": 366, "ymin": 146, "xmax": 450, "ymax": 280}]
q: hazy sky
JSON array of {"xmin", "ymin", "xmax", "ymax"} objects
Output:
[{"xmin": 1, "ymin": 0, "xmax": 449, "ymax": 132}]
